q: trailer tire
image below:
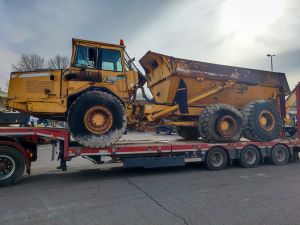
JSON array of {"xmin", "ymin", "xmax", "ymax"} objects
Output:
[
  {"xmin": 199, "ymin": 104, "xmax": 243, "ymax": 142},
  {"xmin": 270, "ymin": 144, "xmax": 289, "ymax": 165},
  {"xmin": 239, "ymin": 145, "xmax": 261, "ymax": 168},
  {"xmin": 241, "ymin": 100, "xmax": 281, "ymax": 142},
  {"xmin": 176, "ymin": 126, "xmax": 199, "ymax": 140},
  {"xmin": 68, "ymin": 91, "xmax": 127, "ymax": 148},
  {"xmin": 206, "ymin": 147, "xmax": 228, "ymax": 170},
  {"xmin": 0, "ymin": 146, "xmax": 25, "ymax": 187}
]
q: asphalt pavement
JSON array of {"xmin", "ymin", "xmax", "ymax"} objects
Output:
[{"xmin": 1, "ymin": 133, "xmax": 300, "ymax": 225}]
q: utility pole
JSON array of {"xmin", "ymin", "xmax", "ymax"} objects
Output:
[{"xmin": 267, "ymin": 54, "xmax": 275, "ymax": 72}]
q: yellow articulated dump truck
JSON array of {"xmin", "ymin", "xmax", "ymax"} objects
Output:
[{"xmin": 6, "ymin": 38, "xmax": 290, "ymax": 147}]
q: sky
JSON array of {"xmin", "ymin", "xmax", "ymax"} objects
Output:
[{"xmin": 0, "ymin": 0, "xmax": 299, "ymax": 91}]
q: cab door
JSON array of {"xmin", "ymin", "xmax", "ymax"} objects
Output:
[{"xmin": 98, "ymin": 48, "xmax": 127, "ymax": 94}]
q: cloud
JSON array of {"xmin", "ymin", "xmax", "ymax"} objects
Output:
[
  {"xmin": 0, "ymin": 0, "xmax": 174, "ymax": 89},
  {"xmin": 0, "ymin": 0, "xmax": 299, "ymax": 90}
]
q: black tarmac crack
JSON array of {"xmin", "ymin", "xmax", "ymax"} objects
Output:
[{"xmin": 124, "ymin": 177, "xmax": 190, "ymax": 225}]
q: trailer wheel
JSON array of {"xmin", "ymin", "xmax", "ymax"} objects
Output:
[
  {"xmin": 270, "ymin": 144, "xmax": 289, "ymax": 165},
  {"xmin": 241, "ymin": 100, "xmax": 281, "ymax": 142},
  {"xmin": 176, "ymin": 126, "xmax": 199, "ymax": 140},
  {"xmin": 206, "ymin": 147, "xmax": 228, "ymax": 170},
  {"xmin": 68, "ymin": 91, "xmax": 127, "ymax": 148},
  {"xmin": 0, "ymin": 146, "xmax": 25, "ymax": 187},
  {"xmin": 239, "ymin": 145, "xmax": 261, "ymax": 168},
  {"xmin": 199, "ymin": 104, "xmax": 243, "ymax": 142}
]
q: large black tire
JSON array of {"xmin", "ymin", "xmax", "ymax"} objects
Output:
[
  {"xmin": 68, "ymin": 91, "xmax": 127, "ymax": 148},
  {"xmin": 270, "ymin": 144, "xmax": 289, "ymax": 165},
  {"xmin": 241, "ymin": 100, "xmax": 281, "ymax": 142},
  {"xmin": 0, "ymin": 145, "xmax": 25, "ymax": 187},
  {"xmin": 239, "ymin": 145, "xmax": 261, "ymax": 168},
  {"xmin": 176, "ymin": 126, "xmax": 199, "ymax": 140},
  {"xmin": 205, "ymin": 147, "xmax": 228, "ymax": 170},
  {"xmin": 198, "ymin": 104, "xmax": 243, "ymax": 143}
]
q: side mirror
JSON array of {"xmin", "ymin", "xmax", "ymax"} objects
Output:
[
  {"xmin": 128, "ymin": 57, "xmax": 135, "ymax": 63},
  {"xmin": 128, "ymin": 57, "xmax": 135, "ymax": 70}
]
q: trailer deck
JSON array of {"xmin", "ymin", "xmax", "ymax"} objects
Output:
[
  {"xmin": 1, "ymin": 126, "xmax": 299, "ymax": 158},
  {"xmin": 0, "ymin": 126, "xmax": 299, "ymax": 187}
]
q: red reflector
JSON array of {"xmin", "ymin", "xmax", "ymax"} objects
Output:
[{"xmin": 120, "ymin": 39, "xmax": 124, "ymax": 46}]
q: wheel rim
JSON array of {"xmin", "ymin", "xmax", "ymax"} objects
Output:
[
  {"xmin": 217, "ymin": 115, "xmax": 237, "ymax": 137},
  {"xmin": 0, "ymin": 155, "xmax": 16, "ymax": 181},
  {"xmin": 244, "ymin": 150, "xmax": 256, "ymax": 164},
  {"xmin": 210, "ymin": 152, "xmax": 224, "ymax": 167},
  {"xmin": 84, "ymin": 106, "xmax": 113, "ymax": 134},
  {"xmin": 275, "ymin": 149, "xmax": 286, "ymax": 162},
  {"xmin": 258, "ymin": 110, "xmax": 275, "ymax": 132}
]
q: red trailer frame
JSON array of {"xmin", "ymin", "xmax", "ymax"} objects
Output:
[{"xmin": 0, "ymin": 83, "xmax": 300, "ymax": 187}]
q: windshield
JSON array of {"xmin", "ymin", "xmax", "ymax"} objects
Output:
[
  {"xmin": 100, "ymin": 49, "xmax": 122, "ymax": 72},
  {"xmin": 74, "ymin": 45, "xmax": 123, "ymax": 72}
]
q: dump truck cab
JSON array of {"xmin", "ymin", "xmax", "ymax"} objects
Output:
[
  {"xmin": 7, "ymin": 39, "xmax": 141, "ymax": 118},
  {"xmin": 66, "ymin": 39, "xmax": 140, "ymax": 102},
  {"xmin": 7, "ymin": 39, "xmax": 143, "ymax": 148}
]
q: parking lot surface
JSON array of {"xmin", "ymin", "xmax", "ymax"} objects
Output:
[{"xmin": 1, "ymin": 133, "xmax": 300, "ymax": 225}]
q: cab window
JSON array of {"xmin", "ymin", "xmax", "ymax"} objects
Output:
[
  {"xmin": 74, "ymin": 46, "xmax": 96, "ymax": 68},
  {"xmin": 99, "ymin": 49, "xmax": 122, "ymax": 72}
]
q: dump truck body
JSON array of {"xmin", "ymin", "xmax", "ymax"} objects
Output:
[
  {"xmin": 140, "ymin": 51, "xmax": 290, "ymax": 143},
  {"xmin": 140, "ymin": 51, "xmax": 290, "ymax": 119}
]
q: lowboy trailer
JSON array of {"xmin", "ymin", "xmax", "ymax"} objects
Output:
[{"xmin": 1, "ymin": 84, "xmax": 300, "ymax": 187}]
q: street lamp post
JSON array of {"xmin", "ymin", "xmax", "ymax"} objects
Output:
[{"xmin": 267, "ymin": 54, "xmax": 275, "ymax": 72}]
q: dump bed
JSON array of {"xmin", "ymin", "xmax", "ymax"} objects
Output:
[{"xmin": 140, "ymin": 51, "xmax": 290, "ymax": 105}]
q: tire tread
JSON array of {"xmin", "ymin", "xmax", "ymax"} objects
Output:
[{"xmin": 68, "ymin": 91, "xmax": 127, "ymax": 148}]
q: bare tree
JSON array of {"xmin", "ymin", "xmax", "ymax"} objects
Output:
[
  {"xmin": 12, "ymin": 54, "xmax": 45, "ymax": 71},
  {"xmin": 48, "ymin": 55, "xmax": 69, "ymax": 69}
]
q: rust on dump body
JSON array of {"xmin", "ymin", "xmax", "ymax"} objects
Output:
[{"xmin": 139, "ymin": 51, "xmax": 290, "ymax": 105}]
